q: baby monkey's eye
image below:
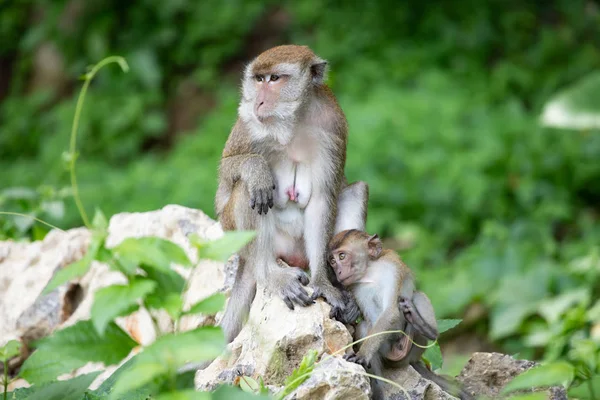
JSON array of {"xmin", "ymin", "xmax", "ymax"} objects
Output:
[
  {"xmin": 339, "ymin": 252, "xmax": 346, "ymax": 260},
  {"xmin": 270, "ymin": 74, "xmax": 280, "ymax": 82},
  {"xmin": 255, "ymin": 75, "xmax": 263, "ymax": 82}
]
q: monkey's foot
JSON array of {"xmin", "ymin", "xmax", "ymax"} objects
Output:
[
  {"xmin": 276, "ymin": 267, "xmax": 312, "ymax": 310},
  {"xmin": 344, "ymin": 352, "xmax": 371, "ymax": 369},
  {"xmin": 399, "ymin": 296, "xmax": 415, "ymax": 324}
]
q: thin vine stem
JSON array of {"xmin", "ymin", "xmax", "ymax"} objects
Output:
[
  {"xmin": 321, "ymin": 328, "xmax": 437, "ymax": 364},
  {"xmin": 69, "ymin": 56, "xmax": 129, "ymax": 228},
  {"xmin": 0, "ymin": 212, "xmax": 66, "ymax": 233}
]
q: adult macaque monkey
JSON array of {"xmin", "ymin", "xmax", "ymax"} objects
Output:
[
  {"xmin": 329, "ymin": 230, "xmax": 473, "ymax": 400},
  {"xmin": 215, "ymin": 45, "xmax": 368, "ymax": 343}
]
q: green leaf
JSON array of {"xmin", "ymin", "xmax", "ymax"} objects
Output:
[
  {"xmin": 154, "ymin": 390, "xmax": 211, "ymax": 400},
  {"xmin": 9, "ymin": 372, "xmax": 101, "ymax": 400},
  {"xmin": 113, "ymin": 237, "xmax": 191, "ymax": 271},
  {"xmin": 568, "ymin": 376, "xmax": 600, "ymax": 399},
  {"xmin": 502, "ymin": 361, "xmax": 575, "ymax": 394},
  {"xmin": 191, "ymin": 231, "xmax": 256, "ymax": 262},
  {"xmin": 437, "ymin": 319, "xmax": 462, "ymax": 334},
  {"xmin": 422, "ymin": 342, "xmax": 444, "ymax": 371},
  {"xmin": 213, "ymin": 385, "xmax": 270, "ymax": 400},
  {"xmin": 92, "ymin": 209, "xmax": 108, "ymax": 231},
  {"xmin": 0, "ymin": 339, "xmax": 21, "ymax": 361},
  {"xmin": 239, "ymin": 376, "xmax": 260, "ymax": 393},
  {"xmin": 490, "ymin": 303, "xmax": 537, "ymax": 340},
  {"xmin": 18, "ymin": 349, "xmax": 84, "ymax": 384},
  {"xmin": 91, "ymin": 279, "xmax": 157, "ymax": 335},
  {"xmin": 276, "ymin": 350, "xmax": 318, "ymax": 400},
  {"xmin": 42, "ymin": 226, "xmax": 107, "ymax": 295},
  {"xmin": 43, "ymin": 257, "xmax": 92, "ymax": 295},
  {"xmin": 111, "ymin": 327, "xmax": 225, "ymax": 398},
  {"xmin": 185, "ymin": 293, "xmax": 226, "ymax": 316},
  {"xmin": 143, "ymin": 266, "xmax": 186, "ymax": 319},
  {"xmin": 90, "ymin": 355, "xmax": 156, "ymax": 400},
  {"xmin": 20, "ymin": 321, "xmax": 137, "ymax": 384}
]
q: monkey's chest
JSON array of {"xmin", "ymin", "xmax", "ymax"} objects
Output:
[
  {"xmin": 353, "ymin": 284, "xmax": 384, "ymax": 324},
  {"xmin": 271, "ymin": 158, "xmax": 312, "ymax": 209}
]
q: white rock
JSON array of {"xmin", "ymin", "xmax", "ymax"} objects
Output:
[{"xmin": 195, "ymin": 287, "xmax": 352, "ymax": 390}]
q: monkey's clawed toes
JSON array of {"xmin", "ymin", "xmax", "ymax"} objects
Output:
[
  {"xmin": 343, "ymin": 352, "xmax": 371, "ymax": 369},
  {"xmin": 280, "ymin": 269, "xmax": 313, "ymax": 310}
]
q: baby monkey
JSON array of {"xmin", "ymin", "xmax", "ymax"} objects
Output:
[{"xmin": 329, "ymin": 229, "xmax": 472, "ymax": 400}]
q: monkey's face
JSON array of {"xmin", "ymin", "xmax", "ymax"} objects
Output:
[
  {"xmin": 241, "ymin": 63, "xmax": 310, "ymax": 124},
  {"xmin": 329, "ymin": 244, "xmax": 369, "ymax": 286}
]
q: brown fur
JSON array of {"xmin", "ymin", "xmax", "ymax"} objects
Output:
[{"xmin": 251, "ymin": 45, "xmax": 318, "ymax": 75}]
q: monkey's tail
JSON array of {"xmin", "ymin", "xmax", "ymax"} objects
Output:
[{"xmin": 411, "ymin": 361, "xmax": 474, "ymax": 400}]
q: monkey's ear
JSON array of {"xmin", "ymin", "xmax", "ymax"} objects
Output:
[
  {"xmin": 367, "ymin": 234, "xmax": 383, "ymax": 259},
  {"xmin": 311, "ymin": 58, "xmax": 328, "ymax": 84}
]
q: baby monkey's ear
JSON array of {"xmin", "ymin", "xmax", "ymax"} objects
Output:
[{"xmin": 367, "ymin": 234, "xmax": 382, "ymax": 259}]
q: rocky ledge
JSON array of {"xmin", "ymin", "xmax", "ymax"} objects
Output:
[{"xmin": 0, "ymin": 205, "xmax": 567, "ymax": 399}]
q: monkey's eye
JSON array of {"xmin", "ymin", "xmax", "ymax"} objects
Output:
[
  {"xmin": 270, "ymin": 74, "xmax": 280, "ymax": 82},
  {"xmin": 255, "ymin": 75, "xmax": 263, "ymax": 82},
  {"xmin": 339, "ymin": 252, "xmax": 346, "ymax": 260}
]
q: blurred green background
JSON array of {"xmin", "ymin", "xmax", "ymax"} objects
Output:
[{"xmin": 1, "ymin": 0, "xmax": 599, "ymax": 394}]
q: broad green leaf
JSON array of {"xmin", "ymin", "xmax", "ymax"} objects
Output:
[
  {"xmin": 111, "ymin": 327, "xmax": 225, "ymax": 397},
  {"xmin": 96, "ymin": 247, "xmax": 138, "ymax": 276},
  {"xmin": 239, "ymin": 376, "xmax": 260, "ymax": 393},
  {"xmin": 147, "ymin": 292, "xmax": 183, "ymax": 320},
  {"xmin": 9, "ymin": 372, "xmax": 100, "ymax": 400},
  {"xmin": 437, "ymin": 319, "xmax": 462, "ymax": 334},
  {"xmin": 91, "ymin": 279, "xmax": 157, "ymax": 335},
  {"xmin": 569, "ymin": 376, "xmax": 600, "ymax": 399},
  {"xmin": 43, "ymin": 257, "xmax": 92, "ymax": 295},
  {"xmin": 213, "ymin": 385, "xmax": 270, "ymax": 400},
  {"xmin": 113, "ymin": 237, "xmax": 191, "ymax": 271},
  {"xmin": 154, "ymin": 390, "xmax": 211, "ymax": 400},
  {"xmin": 191, "ymin": 231, "xmax": 256, "ymax": 262},
  {"xmin": 90, "ymin": 355, "xmax": 157, "ymax": 400},
  {"xmin": 568, "ymin": 338, "xmax": 599, "ymax": 372},
  {"xmin": 502, "ymin": 362, "xmax": 575, "ymax": 394},
  {"xmin": 422, "ymin": 342, "xmax": 443, "ymax": 370},
  {"xmin": 143, "ymin": 266, "xmax": 185, "ymax": 318},
  {"xmin": 19, "ymin": 349, "xmax": 83, "ymax": 384},
  {"xmin": 185, "ymin": 293, "xmax": 226, "ymax": 315},
  {"xmin": 0, "ymin": 339, "xmax": 21, "ymax": 361},
  {"xmin": 20, "ymin": 321, "xmax": 137, "ymax": 384}
]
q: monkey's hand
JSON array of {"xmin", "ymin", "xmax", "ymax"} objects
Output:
[
  {"xmin": 343, "ymin": 352, "xmax": 371, "ymax": 370},
  {"xmin": 241, "ymin": 157, "xmax": 275, "ymax": 215},
  {"xmin": 310, "ymin": 278, "xmax": 347, "ymax": 317},
  {"xmin": 274, "ymin": 266, "xmax": 314, "ymax": 310},
  {"xmin": 328, "ymin": 288, "xmax": 361, "ymax": 325}
]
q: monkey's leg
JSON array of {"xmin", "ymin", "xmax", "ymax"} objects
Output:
[
  {"xmin": 304, "ymin": 194, "xmax": 346, "ymax": 310},
  {"xmin": 334, "ymin": 181, "xmax": 369, "ymax": 234},
  {"xmin": 411, "ymin": 361, "xmax": 474, "ymax": 400},
  {"xmin": 399, "ymin": 292, "xmax": 438, "ymax": 341}
]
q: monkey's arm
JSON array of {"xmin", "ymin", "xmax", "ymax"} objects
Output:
[{"xmin": 216, "ymin": 153, "xmax": 274, "ymax": 216}]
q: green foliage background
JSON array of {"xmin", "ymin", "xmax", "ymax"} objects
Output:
[{"xmin": 1, "ymin": 0, "xmax": 599, "ymax": 388}]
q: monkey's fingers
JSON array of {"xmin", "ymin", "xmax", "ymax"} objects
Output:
[
  {"xmin": 249, "ymin": 191, "xmax": 257, "ymax": 210},
  {"xmin": 309, "ymin": 287, "xmax": 323, "ymax": 302},
  {"xmin": 343, "ymin": 353, "xmax": 370, "ymax": 369},
  {"xmin": 267, "ymin": 190, "xmax": 274, "ymax": 208},
  {"xmin": 283, "ymin": 296, "xmax": 295, "ymax": 310}
]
